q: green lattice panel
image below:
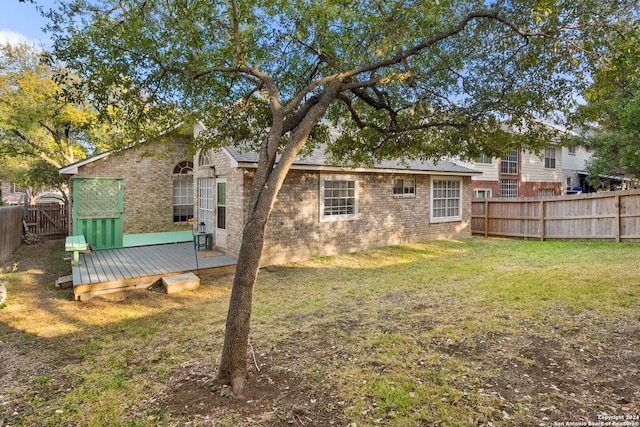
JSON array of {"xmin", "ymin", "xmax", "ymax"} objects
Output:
[
  {"xmin": 75, "ymin": 178, "xmax": 122, "ymax": 217},
  {"xmin": 72, "ymin": 178, "xmax": 124, "ymax": 249}
]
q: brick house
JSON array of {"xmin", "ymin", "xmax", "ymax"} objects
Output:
[
  {"xmin": 60, "ymin": 129, "xmax": 480, "ymax": 265},
  {"xmin": 198, "ymin": 145, "xmax": 479, "ymax": 265}
]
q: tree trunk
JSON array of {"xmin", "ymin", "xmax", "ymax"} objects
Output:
[
  {"xmin": 214, "ymin": 204, "xmax": 271, "ymax": 394},
  {"xmin": 215, "ymin": 79, "xmax": 344, "ymax": 396}
]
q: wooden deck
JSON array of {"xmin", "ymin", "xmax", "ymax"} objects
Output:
[{"xmin": 71, "ymin": 242, "xmax": 236, "ymax": 301}]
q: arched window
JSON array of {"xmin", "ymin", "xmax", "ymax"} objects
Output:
[
  {"xmin": 173, "ymin": 160, "xmax": 194, "ymax": 175},
  {"xmin": 173, "ymin": 161, "xmax": 193, "ymax": 222},
  {"xmin": 199, "ymin": 149, "xmax": 213, "ymax": 167}
]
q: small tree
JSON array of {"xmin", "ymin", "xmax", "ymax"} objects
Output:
[
  {"xmin": 49, "ymin": 0, "xmax": 636, "ymax": 394},
  {"xmin": 0, "ymin": 42, "xmax": 112, "ymax": 188}
]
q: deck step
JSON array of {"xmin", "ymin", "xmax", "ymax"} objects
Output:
[{"xmin": 162, "ymin": 272, "xmax": 200, "ymax": 294}]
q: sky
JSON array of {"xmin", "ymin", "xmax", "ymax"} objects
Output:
[{"xmin": 0, "ymin": 0, "xmax": 58, "ymax": 47}]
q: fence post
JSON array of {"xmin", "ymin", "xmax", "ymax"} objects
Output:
[
  {"xmin": 540, "ymin": 200, "xmax": 545, "ymax": 241},
  {"xmin": 484, "ymin": 199, "xmax": 489, "ymax": 238},
  {"xmin": 615, "ymin": 194, "xmax": 621, "ymax": 243}
]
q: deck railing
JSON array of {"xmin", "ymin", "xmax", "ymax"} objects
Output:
[{"xmin": 471, "ymin": 189, "xmax": 640, "ymax": 242}]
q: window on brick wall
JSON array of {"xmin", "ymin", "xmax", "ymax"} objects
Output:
[
  {"xmin": 320, "ymin": 175, "xmax": 357, "ymax": 222},
  {"xmin": 393, "ymin": 178, "xmax": 415, "ymax": 196},
  {"xmin": 500, "ymin": 179, "xmax": 518, "ymax": 197},
  {"xmin": 431, "ymin": 177, "xmax": 462, "ymax": 222},
  {"xmin": 474, "ymin": 189, "xmax": 492, "ymax": 198},
  {"xmin": 173, "ymin": 160, "xmax": 194, "ymax": 222},
  {"xmin": 199, "ymin": 149, "xmax": 213, "ymax": 166},
  {"xmin": 198, "ymin": 177, "xmax": 214, "ymax": 232}
]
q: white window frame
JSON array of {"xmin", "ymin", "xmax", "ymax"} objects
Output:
[
  {"xmin": 319, "ymin": 174, "xmax": 358, "ymax": 222},
  {"xmin": 173, "ymin": 161, "xmax": 194, "ymax": 223},
  {"xmin": 430, "ymin": 176, "xmax": 462, "ymax": 223},
  {"xmin": 568, "ymin": 146, "xmax": 576, "ymax": 155},
  {"xmin": 538, "ymin": 188, "xmax": 555, "ymax": 198},
  {"xmin": 173, "ymin": 176, "xmax": 193, "ymax": 222},
  {"xmin": 197, "ymin": 177, "xmax": 214, "ymax": 232},
  {"xmin": 216, "ymin": 178, "xmax": 227, "ymax": 231},
  {"xmin": 544, "ymin": 147, "xmax": 556, "ymax": 169},
  {"xmin": 474, "ymin": 189, "xmax": 492, "ymax": 199},
  {"xmin": 500, "ymin": 179, "xmax": 518, "ymax": 197},
  {"xmin": 501, "ymin": 150, "xmax": 519, "ymax": 174},
  {"xmin": 199, "ymin": 149, "xmax": 213, "ymax": 166},
  {"xmin": 393, "ymin": 178, "xmax": 416, "ymax": 197}
]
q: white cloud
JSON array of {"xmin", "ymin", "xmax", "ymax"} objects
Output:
[{"xmin": 0, "ymin": 30, "xmax": 30, "ymax": 45}]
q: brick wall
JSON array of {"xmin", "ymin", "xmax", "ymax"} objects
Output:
[
  {"xmin": 256, "ymin": 170, "xmax": 473, "ymax": 265},
  {"xmin": 471, "ymin": 180, "xmax": 501, "ymax": 198},
  {"xmin": 74, "ymin": 137, "xmax": 192, "ymax": 234},
  {"xmin": 519, "ymin": 181, "xmax": 563, "ymax": 198}
]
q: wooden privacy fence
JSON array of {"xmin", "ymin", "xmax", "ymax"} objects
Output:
[
  {"xmin": 471, "ymin": 189, "xmax": 640, "ymax": 242},
  {"xmin": 0, "ymin": 206, "xmax": 23, "ymax": 263},
  {"xmin": 24, "ymin": 203, "xmax": 68, "ymax": 240}
]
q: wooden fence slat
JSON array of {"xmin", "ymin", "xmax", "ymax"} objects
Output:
[
  {"xmin": 0, "ymin": 206, "xmax": 23, "ymax": 263},
  {"xmin": 471, "ymin": 189, "xmax": 640, "ymax": 242}
]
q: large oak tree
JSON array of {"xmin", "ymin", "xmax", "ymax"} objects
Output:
[{"xmin": 48, "ymin": 0, "xmax": 636, "ymax": 394}]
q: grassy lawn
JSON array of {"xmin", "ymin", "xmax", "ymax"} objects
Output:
[{"xmin": 0, "ymin": 238, "xmax": 639, "ymax": 426}]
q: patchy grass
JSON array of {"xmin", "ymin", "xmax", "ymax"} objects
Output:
[{"xmin": 1, "ymin": 238, "xmax": 639, "ymax": 426}]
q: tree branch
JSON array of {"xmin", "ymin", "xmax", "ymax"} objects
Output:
[
  {"xmin": 336, "ymin": 93, "xmax": 465, "ymax": 135},
  {"xmin": 342, "ymin": 9, "xmax": 546, "ymax": 80},
  {"xmin": 230, "ymin": 0, "xmax": 244, "ymax": 65}
]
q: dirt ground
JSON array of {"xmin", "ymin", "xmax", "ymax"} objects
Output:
[
  {"xmin": 152, "ymin": 320, "xmax": 640, "ymax": 426},
  {"xmin": 132, "ymin": 320, "xmax": 640, "ymax": 427}
]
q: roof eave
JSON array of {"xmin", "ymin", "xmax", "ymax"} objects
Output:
[
  {"xmin": 59, "ymin": 151, "xmax": 113, "ymax": 176},
  {"xmin": 236, "ymin": 162, "xmax": 481, "ymax": 176}
]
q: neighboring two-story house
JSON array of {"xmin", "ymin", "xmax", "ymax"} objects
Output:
[{"xmin": 466, "ymin": 144, "xmax": 564, "ymax": 198}]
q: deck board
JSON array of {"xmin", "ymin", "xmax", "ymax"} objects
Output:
[
  {"xmin": 95, "ymin": 250, "xmax": 126, "ymax": 281},
  {"xmin": 71, "ymin": 242, "xmax": 236, "ymax": 300},
  {"xmin": 111, "ymin": 248, "xmax": 146, "ymax": 278}
]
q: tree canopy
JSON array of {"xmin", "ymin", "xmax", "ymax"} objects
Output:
[
  {"xmin": 573, "ymin": 26, "xmax": 640, "ymax": 185},
  {"xmin": 49, "ymin": 0, "xmax": 636, "ymax": 161},
  {"xmin": 0, "ymin": 42, "xmax": 111, "ymax": 183},
  {"xmin": 47, "ymin": 0, "xmax": 638, "ymax": 394}
]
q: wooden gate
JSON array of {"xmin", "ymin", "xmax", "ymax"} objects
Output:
[
  {"xmin": 72, "ymin": 177, "xmax": 124, "ymax": 249},
  {"xmin": 24, "ymin": 203, "xmax": 68, "ymax": 240}
]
